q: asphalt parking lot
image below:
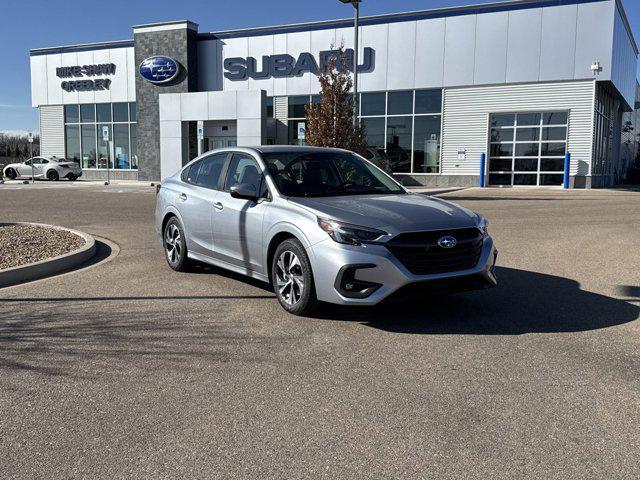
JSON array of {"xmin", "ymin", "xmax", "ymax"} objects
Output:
[{"xmin": 1, "ymin": 183, "xmax": 639, "ymax": 479}]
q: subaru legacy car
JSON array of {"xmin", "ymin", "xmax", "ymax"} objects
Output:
[{"xmin": 155, "ymin": 146, "xmax": 497, "ymax": 315}]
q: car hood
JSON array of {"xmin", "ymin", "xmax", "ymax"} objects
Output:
[{"xmin": 288, "ymin": 193, "xmax": 479, "ymax": 233}]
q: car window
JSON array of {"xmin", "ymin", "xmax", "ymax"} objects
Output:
[
  {"xmin": 224, "ymin": 154, "xmax": 268, "ymax": 198},
  {"xmin": 195, "ymin": 153, "xmax": 227, "ymax": 189},
  {"xmin": 262, "ymin": 151, "xmax": 405, "ymax": 197},
  {"xmin": 183, "ymin": 160, "xmax": 202, "ymax": 184},
  {"xmin": 24, "ymin": 159, "xmax": 32, "ymax": 166},
  {"xmin": 40, "ymin": 159, "xmax": 49, "ymax": 164}
]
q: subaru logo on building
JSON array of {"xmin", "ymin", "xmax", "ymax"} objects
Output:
[
  {"xmin": 139, "ymin": 56, "xmax": 180, "ymax": 84},
  {"xmin": 437, "ymin": 236, "xmax": 457, "ymax": 249}
]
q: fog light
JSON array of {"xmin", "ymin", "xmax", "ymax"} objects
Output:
[{"xmin": 335, "ymin": 264, "xmax": 382, "ymax": 299}]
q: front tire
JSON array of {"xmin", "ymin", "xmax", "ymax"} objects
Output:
[
  {"xmin": 164, "ymin": 217, "xmax": 190, "ymax": 272},
  {"xmin": 4, "ymin": 168, "xmax": 17, "ymax": 180},
  {"xmin": 67, "ymin": 174, "xmax": 77, "ymax": 181},
  {"xmin": 272, "ymin": 239, "xmax": 317, "ymax": 315},
  {"xmin": 47, "ymin": 170, "xmax": 59, "ymax": 181}
]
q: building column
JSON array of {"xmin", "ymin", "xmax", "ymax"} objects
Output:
[{"xmin": 133, "ymin": 20, "xmax": 199, "ymax": 181}]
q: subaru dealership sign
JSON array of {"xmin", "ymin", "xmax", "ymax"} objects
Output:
[
  {"xmin": 224, "ymin": 47, "xmax": 374, "ymax": 81},
  {"xmin": 139, "ymin": 56, "xmax": 180, "ymax": 84}
]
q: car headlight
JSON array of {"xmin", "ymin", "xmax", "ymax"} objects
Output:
[
  {"xmin": 477, "ymin": 215, "xmax": 489, "ymax": 237},
  {"xmin": 317, "ymin": 217, "xmax": 388, "ymax": 245}
]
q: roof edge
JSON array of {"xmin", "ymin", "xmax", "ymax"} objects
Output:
[
  {"xmin": 197, "ymin": 0, "xmax": 610, "ymax": 39},
  {"xmin": 133, "ymin": 20, "xmax": 198, "ymax": 33},
  {"xmin": 30, "ymin": 39, "xmax": 134, "ymax": 57},
  {"xmin": 614, "ymin": 0, "xmax": 638, "ymax": 55}
]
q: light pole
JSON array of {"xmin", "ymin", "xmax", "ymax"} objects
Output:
[
  {"xmin": 27, "ymin": 132, "xmax": 34, "ymax": 184},
  {"xmin": 339, "ymin": 0, "xmax": 361, "ymax": 126}
]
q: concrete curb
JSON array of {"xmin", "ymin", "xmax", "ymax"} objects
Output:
[{"xmin": 0, "ymin": 223, "xmax": 96, "ymax": 289}]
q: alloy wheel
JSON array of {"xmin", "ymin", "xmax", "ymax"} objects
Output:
[
  {"xmin": 165, "ymin": 223, "xmax": 182, "ymax": 264},
  {"xmin": 275, "ymin": 250, "xmax": 305, "ymax": 306}
]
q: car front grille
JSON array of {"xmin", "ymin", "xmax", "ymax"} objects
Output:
[{"xmin": 385, "ymin": 228, "xmax": 484, "ymax": 275}]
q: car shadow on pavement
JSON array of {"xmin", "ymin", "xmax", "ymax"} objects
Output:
[
  {"xmin": 0, "ymin": 301, "xmax": 280, "ymax": 381},
  {"xmin": 313, "ymin": 267, "xmax": 640, "ymax": 335}
]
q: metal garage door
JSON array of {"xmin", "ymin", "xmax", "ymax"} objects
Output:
[{"xmin": 488, "ymin": 112, "xmax": 568, "ymax": 186}]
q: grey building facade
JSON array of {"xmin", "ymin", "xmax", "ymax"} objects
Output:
[{"xmin": 30, "ymin": 0, "xmax": 639, "ymax": 187}]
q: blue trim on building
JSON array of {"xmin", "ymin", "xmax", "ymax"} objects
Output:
[
  {"xmin": 198, "ymin": 0, "xmax": 607, "ymax": 40},
  {"xmin": 30, "ymin": 40, "xmax": 134, "ymax": 57}
]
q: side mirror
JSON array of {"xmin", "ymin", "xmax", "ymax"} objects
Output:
[{"xmin": 230, "ymin": 183, "xmax": 258, "ymax": 202}]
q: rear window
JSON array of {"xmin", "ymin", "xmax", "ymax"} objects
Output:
[
  {"xmin": 195, "ymin": 154, "xmax": 227, "ymax": 189},
  {"xmin": 182, "ymin": 161, "xmax": 202, "ymax": 184}
]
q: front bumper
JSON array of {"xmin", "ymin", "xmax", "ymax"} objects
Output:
[{"xmin": 308, "ymin": 235, "xmax": 498, "ymax": 305}]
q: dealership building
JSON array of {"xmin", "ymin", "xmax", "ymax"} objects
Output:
[{"xmin": 30, "ymin": 0, "xmax": 638, "ymax": 187}]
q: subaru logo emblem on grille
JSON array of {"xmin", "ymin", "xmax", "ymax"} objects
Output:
[
  {"xmin": 437, "ymin": 236, "xmax": 457, "ymax": 249},
  {"xmin": 139, "ymin": 56, "xmax": 180, "ymax": 84}
]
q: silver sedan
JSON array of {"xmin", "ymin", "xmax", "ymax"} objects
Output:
[{"xmin": 155, "ymin": 146, "xmax": 497, "ymax": 315}]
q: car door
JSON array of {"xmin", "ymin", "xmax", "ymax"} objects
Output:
[
  {"xmin": 17, "ymin": 159, "xmax": 33, "ymax": 177},
  {"xmin": 23, "ymin": 157, "xmax": 46, "ymax": 177},
  {"xmin": 38, "ymin": 159, "xmax": 49, "ymax": 178},
  {"xmin": 175, "ymin": 153, "xmax": 227, "ymax": 258},
  {"xmin": 212, "ymin": 152, "xmax": 271, "ymax": 274}
]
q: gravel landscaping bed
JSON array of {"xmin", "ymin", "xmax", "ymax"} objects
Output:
[{"xmin": 0, "ymin": 224, "xmax": 86, "ymax": 270}]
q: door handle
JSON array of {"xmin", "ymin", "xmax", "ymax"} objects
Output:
[
  {"xmin": 179, "ymin": 193, "xmax": 187, "ymax": 201},
  {"xmin": 213, "ymin": 202, "xmax": 223, "ymax": 210}
]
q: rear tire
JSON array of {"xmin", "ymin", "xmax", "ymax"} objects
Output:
[
  {"xmin": 164, "ymin": 217, "xmax": 191, "ymax": 272},
  {"xmin": 67, "ymin": 174, "xmax": 77, "ymax": 181},
  {"xmin": 271, "ymin": 239, "xmax": 317, "ymax": 315},
  {"xmin": 47, "ymin": 170, "xmax": 59, "ymax": 181},
  {"xmin": 4, "ymin": 168, "xmax": 16, "ymax": 180}
]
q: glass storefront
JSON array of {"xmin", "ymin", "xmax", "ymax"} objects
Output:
[
  {"xmin": 64, "ymin": 103, "xmax": 137, "ymax": 170},
  {"xmin": 285, "ymin": 89, "xmax": 443, "ymax": 174}
]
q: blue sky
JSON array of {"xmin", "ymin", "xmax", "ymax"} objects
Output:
[{"xmin": 1, "ymin": 0, "xmax": 639, "ymax": 132}]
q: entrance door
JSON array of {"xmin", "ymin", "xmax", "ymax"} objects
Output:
[{"xmin": 205, "ymin": 138, "xmax": 237, "ymax": 151}]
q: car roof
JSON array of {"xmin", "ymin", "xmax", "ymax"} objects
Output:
[{"xmin": 253, "ymin": 145, "xmax": 350, "ymax": 154}]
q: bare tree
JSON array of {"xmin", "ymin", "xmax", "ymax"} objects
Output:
[
  {"xmin": 304, "ymin": 46, "xmax": 368, "ymax": 156},
  {"xmin": 0, "ymin": 132, "xmax": 40, "ymax": 160}
]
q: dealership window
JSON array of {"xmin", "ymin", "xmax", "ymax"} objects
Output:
[
  {"xmin": 65, "ymin": 102, "xmax": 137, "ymax": 170},
  {"xmin": 386, "ymin": 116, "xmax": 412, "ymax": 173},
  {"xmin": 81, "ymin": 124, "xmax": 96, "ymax": 168},
  {"xmin": 266, "ymin": 97, "xmax": 274, "ymax": 118},
  {"xmin": 413, "ymin": 115, "xmax": 441, "ymax": 173},
  {"xmin": 286, "ymin": 95, "xmax": 329, "ymax": 145},
  {"xmin": 65, "ymin": 124, "xmax": 80, "ymax": 162},
  {"xmin": 488, "ymin": 111, "xmax": 568, "ymax": 186},
  {"xmin": 288, "ymin": 96, "xmax": 308, "ymax": 119},
  {"xmin": 285, "ymin": 89, "xmax": 443, "ymax": 173},
  {"xmin": 64, "ymin": 105, "xmax": 79, "ymax": 123},
  {"xmin": 359, "ymin": 89, "xmax": 443, "ymax": 174}
]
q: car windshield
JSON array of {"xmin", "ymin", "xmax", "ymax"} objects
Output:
[{"xmin": 262, "ymin": 151, "xmax": 405, "ymax": 197}]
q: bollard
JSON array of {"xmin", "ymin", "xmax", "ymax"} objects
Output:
[
  {"xmin": 479, "ymin": 153, "xmax": 486, "ymax": 188},
  {"xmin": 563, "ymin": 153, "xmax": 571, "ymax": 189}
]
